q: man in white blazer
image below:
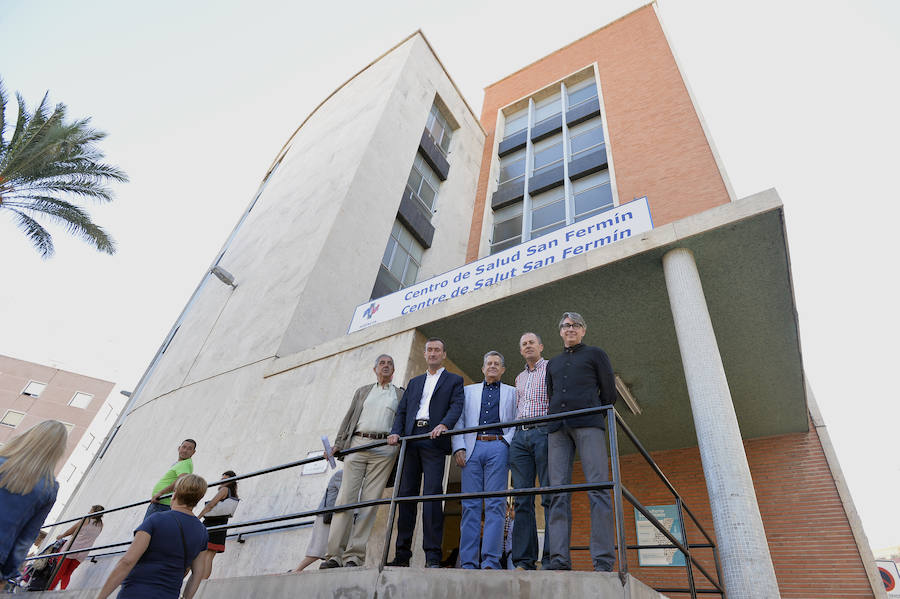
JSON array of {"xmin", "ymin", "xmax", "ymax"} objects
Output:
[{"xmin": 452, "ymin": 351, "xmax": 517, "ymax": 569}]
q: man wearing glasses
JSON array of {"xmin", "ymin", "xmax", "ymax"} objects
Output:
[{"xmin": 544, "ymin": 312, "xmax": 617, "ymax": 572}]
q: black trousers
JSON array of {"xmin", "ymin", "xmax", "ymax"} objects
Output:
[{"xmin": 394, "ymin": 433, "xmax": 446, "ymax": 563}]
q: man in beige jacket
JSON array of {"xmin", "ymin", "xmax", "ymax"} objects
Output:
[{"xmin": 319, "ymin": 354, "xmax": 402, "ymax": 568}]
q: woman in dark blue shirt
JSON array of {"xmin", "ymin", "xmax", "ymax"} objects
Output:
[{"xmin": 98, "ymin": 474, "xmax": 209, "ymax": 599}]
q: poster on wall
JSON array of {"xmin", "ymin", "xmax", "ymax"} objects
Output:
[{"xmin": 635, "ymin": 504, "xmax": 686, "ymax": 567}]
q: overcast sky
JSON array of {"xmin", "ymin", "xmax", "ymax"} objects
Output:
[{"xmin": 2, "ymin": 0, "xmax": 898, "ymax": 549}]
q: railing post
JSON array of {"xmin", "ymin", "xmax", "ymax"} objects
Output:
[
  {"xmin": 676, "ymin": 497, "xmax": 697, "ymax": 599},
  {"xmin": 380, "ymin": 438, "xmax": 407, "ymax": 570},
  {"xmin": 43, "ymin": 516, "xmax": 86, "ymax": 591},
  {"xmin": 607, "ymin": 407, "xmax": 628, "ymax": 585}
]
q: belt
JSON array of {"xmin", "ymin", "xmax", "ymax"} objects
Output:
[
  {"xmin": 354, "ymin": 432, "xmax": 389, "ymax": 439},
  {"xmin": 414, "ymin": 419, "xmax": 430, "ymax": 428},
  {"xmin": 518, "ymin": 424, "xmax": 544, "ymax": 431},
  {"xmin": 476, "ymin": 434, "xmax": 503, "ymax": 441}
]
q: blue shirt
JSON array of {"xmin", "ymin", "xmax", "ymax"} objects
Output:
[
  {"xmin": 479, "ymin": 381, "xmax": 503, "ymax": 435},
  {"xmin": 0, "ymin": 457, "xmax": 58, "ymax": 578},
  {"xmin": 119, "ymin": 510, "xmax": 208, "ymax": 599}
]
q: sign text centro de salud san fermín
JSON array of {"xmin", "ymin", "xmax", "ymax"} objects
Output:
[{"xmin": 348, "ymin": 197, "xmax": 653, "ymax": 333}]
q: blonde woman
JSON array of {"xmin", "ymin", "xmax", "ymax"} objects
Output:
[
  {"xmin": 98, "ymin": 474, "xmax": 209, "ymax": 599},
  {"xmin": 0, "ymin": 420, "xmax": 67, "ymax": 581}
]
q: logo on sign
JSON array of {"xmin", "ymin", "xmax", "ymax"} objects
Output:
[{"xmin": 363, "ymin": 302, "xmax": 380, "ymax": 319}]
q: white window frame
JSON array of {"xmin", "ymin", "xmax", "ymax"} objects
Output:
[
  {"xmin": 21, "ymin": 380, "xmax": 47, "ymax": 397},
  {"xmin": 1, "ymin": 410, "xmax": 26, "ymax": 428},
  {"xmin": 69, "ymin": 392, "xmax": 94, "ymax": 409}
]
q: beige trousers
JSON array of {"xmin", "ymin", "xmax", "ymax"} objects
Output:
[{"xmin": 326, "ymin": 435, "xmax": 398, "ymax": 565}]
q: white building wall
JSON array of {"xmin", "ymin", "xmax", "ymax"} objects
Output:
[{"xmin": 49, "ymin": 33, "xmax": 484, "ymax": 590}]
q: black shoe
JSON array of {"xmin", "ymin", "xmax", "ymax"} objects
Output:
[
  {"xmin": 425, "ymin": 560, "xmax": 441, "ymax": 568},
  {"xmin": 385, "ymin": 559, "xmax": 409, "ymax": 567},
  {"xmin": 319, "ymin": 559, "xmax": 341, "ymax": 569},
  {"xmin": 343, "ymin": 560, "xmax": 361, "ymax": 568}
]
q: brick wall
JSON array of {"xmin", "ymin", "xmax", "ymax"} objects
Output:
[
  {"xmin": 569, "ymin": 422, "xmax": 874, "ymax": 597},
  {"xmin": 468, "ymin": 4, "xmax": 731, "ymax": 262}
]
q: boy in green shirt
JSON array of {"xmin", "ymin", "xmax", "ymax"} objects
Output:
[{"xmin": 143, "ymin": 439, "xmax": 196, "ymax": 520}]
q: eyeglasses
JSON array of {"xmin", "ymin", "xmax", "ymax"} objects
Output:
[{"xmin": 560, "ymin": 322, "xmax": 584, "ymax": 330}]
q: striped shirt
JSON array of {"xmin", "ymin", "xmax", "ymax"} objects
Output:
[{"xmin": 514, "ymin": 358, "xmax": 549, "ymax": 420}]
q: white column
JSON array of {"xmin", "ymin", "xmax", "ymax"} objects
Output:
[{"xmin": 662, "ymin": 248, "xmax": 780, "ymax": 599}]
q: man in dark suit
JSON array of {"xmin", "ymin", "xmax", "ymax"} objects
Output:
[{"xmin": 387, "ymin": 337, "xmax": 464, "ymax": 567}]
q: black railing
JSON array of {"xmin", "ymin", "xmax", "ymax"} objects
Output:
[{"xmin": 27, "ymin": 405, "xmax": 724, "ymax": 598}]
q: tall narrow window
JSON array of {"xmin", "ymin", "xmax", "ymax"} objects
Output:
[
  {"xmin": 566, "ymin": 80, "xmax": 598, "ymax": 110},
  {"xmin": 372, "ymin": 220, "xmax": 425, "ymax": 299},
  {"xmin": 425, "ymin": 104, "xmax": 453, "ymax": 154},
  {"xmin": 499, "ymin": 149, "xmax": 526, "ymax": 185},
  {"xmin": 533, "ymin": 92, "xmax": 561, "ymax": 126},
  {"xmin": 568, "ymin": 119, "xmax": 605, "ymax": 160},
  {"xmin": 491, "ymin": 203, "xmax": 524, "ymax": 253},
  {"xmin": 532, "ymin": 134, "xmax": 564, "ymax": 176},
  {"xmin": 406, "ymin": 154, "xmax": 441, "ymax": 221},
  {"xmin": 573, "ymin": 171, "xmax": 613, "ymax": 222},
  {"xmin": 503, "ymin": 108, "xmax": 528, "ymax": 140},
  {"xmin": 530, "ymin": 187, "xmax": 567, "ymax": 239}
]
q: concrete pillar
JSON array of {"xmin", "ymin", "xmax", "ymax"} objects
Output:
[{"xmin": 662, "ymin": 248, "xmax": 780, "ymax": 599}]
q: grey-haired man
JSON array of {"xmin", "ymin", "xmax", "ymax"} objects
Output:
[
  {"xmin": 319, "ymin": 354, "xmax": 402, "ymax": 568},
  {"xmin": 544, "ymin": 312, "xmax": 617, "ymax": 571}
]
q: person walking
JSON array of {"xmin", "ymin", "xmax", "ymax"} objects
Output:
[
  {"xmin": 292, "ymin": 469, "xmax": 346, "ymax": 572},
  {"xmin": 48, "ymin": 504, "xmax": 105, "ymax": 589},
  {"xmin": 0, "ymin": 420, "xmax": 67, "ymax": 582},
  {"xmin": 196, "ymin": 471, "xmax": 239, "ymax": 581},
  {"xmin": 98, "ymin": 474, "xmax": 209, "ymax": 599}
]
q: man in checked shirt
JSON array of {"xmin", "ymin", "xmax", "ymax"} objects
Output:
[{"xmin": 508, "ymin": 332, "xmax": 552, "ymax": 570}]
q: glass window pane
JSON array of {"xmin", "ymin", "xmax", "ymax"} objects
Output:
[
  {"xmin": 493, "ymin": 214, "xmax": 523, "ymax": 243},
  {"xmin": 439, "ymin": 132, "xmax": 451, "ymax": 153},
  {"xmin": 531, "ymin": 199, "xmax": 566, "ymax": 231},
  {"xmin": 504, "ymin": 111, "xmax": 528, "ymax": 138},
  {"xmin": 574, "ymin": 183, "xmax": 613, "ymax": 217},
  {"xmin": 532, "ymin": 220, "xmax": 567, "ymax": 239},
  {"xmin": 22, "ymin": 381, "xmax": 46, "ymax": 397},
  {"xmin": 403, "ymin": 261, "xmax": 419, "ymax": 287},
  {"xmin": 534, "ymin": 94, "xmax": 561, "ymax": 123},
  {"xmin": 500, "ymin": 157, "xmax": 526, "ymax": 183},
  {"xmin": 491, "ymin": 236, "xmax": 521, "ymax": 253},
  {"xmin": 570, "ymin": 125, "xmax": 604, "ymax": 156},
  {"xmin": 382, "ymin": 237, "xmax": 397, "ymax": 267},
  {"xmin": 397, "ymin": 225, "xmax": 415, "ymax": 252},
  {"xmin": 389, "ymin": 248, "xmax": 408, "ymax": 280},
  {"xmin": 1, "ymin": 410, "xmax": 25, "ymax": 427},
  {"xmin": 568, "ymin": 82, "xmax": 597, "ymax": 107},
  {"xmin": 418, "ymin": 182, "xmax": 436, "ymax": 211},
  {"xmin": 533, "ymin": 142, "xmax": 563, "ymax": 171},
  {"xmin": 408, "ymin": 239, "xmax": 424, "ymax": 263},
  {"xmin": 407, "ymin": 169, "xmax": 423, "ymax": 193},
  {"xmin": 70, "ymin": 392, "xmax": 93, "ymax": 409}
]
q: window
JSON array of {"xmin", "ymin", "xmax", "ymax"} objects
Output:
[
  {"xmin": 503, "ymin": 108, "xmax": 528, "ymax": 140},
  {"xmin": 83, "ymin": 433, "xmax": 95, "ymax": 450},
  {"xmin": 1, "ymin": 410, "xmax": 26, "ymax": 428},
  {"xmin": 499, "ymin": 149, "xmax": 526, "ymax": 185},
  {"xmin": 64, "ymin": 465, "xmax": 76, "ymax": 482},
  {"xmin": 573, "ymin": 171, "xmax": 613, "ymax": 221},
  {"xmin": 533, "ymin": 92, "xmax": 562, "ymax": 126},
  {"xmin": 532, "ymin": 134, "xmax": 564, "ymax": 176},
  {"xmin": 567, "ymin": 80, "xmax": 598, "ymax": 110},
  {"xmin": 489, "ymin": 73, "xmax": 614, "ymax": 254},
  {"xmin": 406, "ymin": 154, "xmax": 441, "ymax": 220},
  {"xmin": 530, "ymin": 187, "xmax": 567, "ymax": 239},
  {"xmin": 490, "ymin": 202, "xmax": 524, "ymax": 253},
  {"xmin": 568, "ymin": 118, "xmax": 605, "ymax": 160},
  {"xmin": 69, "ymin": 392, "xmax": 94, "ymax": 409},
  {"xmin": 21, "ymin": 381, "xmax": 46, "ymax": 397},
  {"xmin": 425, "ymin": 104, "xmax": 452, "ymax": 154},
  {"xmin": 372, "ymin": 220, "xmax": 425, "ymax": 298}
]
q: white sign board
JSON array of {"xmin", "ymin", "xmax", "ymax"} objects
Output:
[
  {"xmin": 348, "ymin": 197, "xmax": 653, "ymax": 333},
  {"xmin": 877, "ymin": 560, "xmax": 900, "ymax": 597}
]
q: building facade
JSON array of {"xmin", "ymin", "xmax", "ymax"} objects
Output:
[{"xmin": 48, "ymin": 5, "xmax": 883, "ymax": 598}]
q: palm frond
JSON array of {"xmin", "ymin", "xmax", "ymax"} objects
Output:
[
  {"xmin": 8, "ymin": 208, "xmax": 54, "ymax": 258},
  {"xmin": 0, "ymin": 78, "xmax": 7, "ymax": 153},
  {"xmin": 6, "ymin": 196, "xmax": 116, "ymax": 255}
]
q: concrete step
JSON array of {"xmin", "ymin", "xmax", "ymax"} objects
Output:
[{"xmin": 26, "ymin": 568, "xmax": 669, "ymax": 599}]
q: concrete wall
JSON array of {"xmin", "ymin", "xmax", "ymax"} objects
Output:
[{"xmin": 46, "ymin": 33, "xmax": 484, "ymax": 591}]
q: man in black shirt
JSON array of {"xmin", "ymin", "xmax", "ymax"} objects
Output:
[{"xmin": 544, "ymin": 311, "xmax": 617, "ymax": 571}]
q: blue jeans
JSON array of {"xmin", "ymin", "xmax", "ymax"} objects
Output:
[
  {"xmin": 143, "ymin": 501, "xmax": 171, "ymax": 520},
  {"xmin": 508, "ymin": 426, "xmax": 551, "ymax": 569},
  {"xmin": 460, "ymin": 440, "xmax": 509, "ymax": 569}
]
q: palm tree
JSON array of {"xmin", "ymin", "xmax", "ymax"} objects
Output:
[{"xmin": 0, "ymin": 78, "xmax": 127, "ymax": 258}]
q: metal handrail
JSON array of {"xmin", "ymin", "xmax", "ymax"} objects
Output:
[{"xmin": 30, "ymin": 403, "xmax": 724, "ymax": 599}]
